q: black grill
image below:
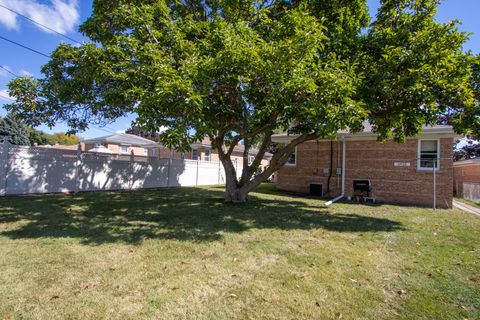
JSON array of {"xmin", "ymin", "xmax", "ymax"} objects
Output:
[{"xmin": 353, "ymin": 180, "xmax": 371, "ymax": 197}]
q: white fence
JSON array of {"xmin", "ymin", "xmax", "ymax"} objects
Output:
[
  {"xmin": 0, "ymin": 142, "xmax": 242, "ymax": 196},
  {"xmin": 460, "ymin": 182, "xmax": 480, "ymax": 204}
]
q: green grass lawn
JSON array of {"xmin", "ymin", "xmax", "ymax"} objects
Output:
[{"xmin": 0, "ymin": 184, "xmax": 478, "ymax": 320}]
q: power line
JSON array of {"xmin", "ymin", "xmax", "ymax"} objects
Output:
[
  {"xmin": 0, "ymin": 35, "xmax": 50, "ymax": 58},
  {"xmin": 0, "ymin": 3, "xmax": 82, "ymax": 45},
  {"xmin": 0, "ymin": 65, "xmax": 18, "ymax": 78}
]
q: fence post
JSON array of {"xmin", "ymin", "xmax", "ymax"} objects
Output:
[
  {"xmin": 0, "ymin": 140, "xmax": 9, "ymax": 196},
  {"xmin": 74, "ymin": 143, "xmax": 81, "ymax": 193},
  {"xmin": 234, "ymin": 159, "xmax": 237, "ymax": 180},
  {"xmin": 433, "ymin": 159, "xmax": 436, "ymax": 210},
  {"xmin": 196, "ymin": 159, "xmax": 199, "ymax": 186},
  {"xmin": 167, "ymin": 157, "xmax": 171, "ymax": 187}
]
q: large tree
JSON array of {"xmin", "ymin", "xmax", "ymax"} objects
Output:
[
  {"xmin": 454, "ymin": 139, "xmax": 480, "ymax": 161},
  {"xmin": 0, "ymin": 114, "xmax": 30, "ymax": 145},
  {"xmin": 6, "ymin": 0, "xmax": 477, "ymax": 202}
]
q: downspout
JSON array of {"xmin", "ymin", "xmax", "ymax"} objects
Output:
[
  {"xmin": 326, "ymin": 140, "xmax": 333, "ymax": 194},
  {"xmin": 326, "ymin": 136, "xmax": 346, "ymax": 206},
  {"xmin": 337, "ymin": 140, "xmax": 340, "ymax": 193}
]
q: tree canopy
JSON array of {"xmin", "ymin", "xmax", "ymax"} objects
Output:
[
  {"xmin": 6, "ymin": 0, "xmax": 479, "ymax": 201},
  {"xmin": 454, "ymin": 139, "xmax": 480, "ymax": 161},
  {"xmin": 0, "ymin": 114, "xmax": 30, "ymax": 145},
  {"xmin": 0, "ymin": 114, "xmax": 80, "ymax": 146}
]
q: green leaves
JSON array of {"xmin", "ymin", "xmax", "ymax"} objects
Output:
[
  {"xmin": 5, "ymin": 0, "xmax": 477, "ymax": 152},
  {"xmin": 0, "ymin": 114, "xmax": 30, "ymax": 145},
  {"xmin": 361, "ymin": 0, "xmax": 474, "ymax": 141}
]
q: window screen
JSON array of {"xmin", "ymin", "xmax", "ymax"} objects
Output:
[{"xmin": 419, "ymin": 140, "xmax": 438, "ymax": 169}]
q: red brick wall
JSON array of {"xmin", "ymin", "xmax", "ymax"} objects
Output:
[
  {"xmin": 453, "ymin": 163, "xmax": 480, "ymax": 195},
  {"xmin": 276, "ymin": 138, "xmax": 453, "ymax": 208},
  {"xmin": 276, "ymin": 141, "xmax": 342, "ymax": 195}
]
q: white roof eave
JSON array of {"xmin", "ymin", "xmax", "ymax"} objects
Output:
[{"xmin": 271, "ymin": 127, "xmax": 458, "ymax": 143}]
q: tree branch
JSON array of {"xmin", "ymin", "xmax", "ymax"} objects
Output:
[{"xmin": 243, "ymin": 132, "xmax": 318, "ymax": 191}]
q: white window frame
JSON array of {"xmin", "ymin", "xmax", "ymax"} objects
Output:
[
  {"xmin": 285, "ymin": 147, "xmax": 297, "ymax": 166},
  {"xmin": 120, "ymin": 145, "xmax": 129, "ymax": 154},
  {"xmin": 191, "ymin": 149, "xmax": 198, "ymax": 160},
  {"xmin": 143, "ymin": 147, "xmax": 149, "ymax": 156},
  {"xmin": 204, "ymin": 148, "xmax": 211, "ymax": 161},
  {"xmin": 149, "ymin": 148, "xmax": 156, "ymax": 157},
  {"xmin": 417, "ymin": 139, "xmax": 440, "ymax": 171}
]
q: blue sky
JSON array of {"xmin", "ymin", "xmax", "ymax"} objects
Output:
[{"xmin": 0, "ymin": 0, "xmax": 479, "ymax": 139}]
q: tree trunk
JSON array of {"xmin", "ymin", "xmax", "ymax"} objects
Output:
[
  {"xmin": 216, "ymin": 132, "xmax": 318, "ymax": 203},
  {"xmin": 225, "ymin": 186, "xmax": 248, "ymax": 203},
  {"xmin": 224, "ymin": 167, "xmax": 249, "ymax": 203}
]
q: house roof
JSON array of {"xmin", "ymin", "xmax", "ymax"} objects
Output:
[
  {"xmin": 84, "ymin": 133, "xmax": 160, "ymax": 147},
  {"xmin": 190, "ymin": 137, "xmax": 273, "ymax": 160},
  {"xmin": 272, "ymin": 124, "xmax": 458, "ymax": 143},
  {"xmin": 453, "ymin": 158, "xmax": 480, "ymax": 167}
]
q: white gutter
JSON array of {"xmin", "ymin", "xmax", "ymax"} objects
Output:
[
  {"xmin": 271, "ymin": 125, "xmax": 458, "ymax": 143},
  {"xmin": 326, "ymin": 137, "xmax": 346, "ymax": 206}
]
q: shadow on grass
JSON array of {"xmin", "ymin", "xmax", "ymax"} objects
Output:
[{"xmin": 0, "ymin": 184, "xmax": 403, "ymax": 245}]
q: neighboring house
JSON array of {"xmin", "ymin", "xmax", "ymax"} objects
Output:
[
  {"xmin": 186, "ymin": 138, "xmax": 272, "ymax": 168},
  {"xmin": 453, "ymin": 158, "xmax": 480, "ymax": 203},
  {"xmin": 84, "ymin": 133, "xmax": 160, "ymax": 156},
  {"xmin": 126, "ymin": 132, "xmax": 272, "ymax": 168},
  {"xmin": 84, "ymin": 132, "xmax": 272, "ymax": 168},
  {"xmin": 272, "ymin": 125, "xmax": 457, "ymax": 208}
]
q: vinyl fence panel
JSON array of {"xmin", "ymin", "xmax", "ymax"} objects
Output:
[
  {"xmin": 462, "ymin": 182, "xmax": 480, "ymax": 204},
  {"xmin": 0, "ymin": 142, "xmax": 243, "ymax": 195}
]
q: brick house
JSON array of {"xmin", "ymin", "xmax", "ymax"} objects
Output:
[
  {"xmin": 84, "ymin": 133, "xmax": 160, "ymax": 156},
  {"xmin": 188, "ymin": 139, "xmax": 272, "ymax": 169},
  {"xmin": 84, "ymin": 133, "xmax": 271, "ymax": 168},
  {"xmin": 124, "ymin": 131, "xmax": 272, "ymax": 168},
  {"xmin": 453, "ymin": 158, "xmax": 480, "ymax": 203},
  {"xmin": 272, "ymin": 125, "xmax": 457, "ymax": 208}
]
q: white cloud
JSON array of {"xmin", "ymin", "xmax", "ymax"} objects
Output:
[
  {"xmin": 0, "ymin": 65, "xmax": 13, "ymax": 78},
  {"xmin": 0, "ymin": 0, "xmax": 80, "ymax": 34},
  {"xmin": 19, "ymin": 69, "xmax": 33, "ymax": 77},
  {"xmin": 0, "ymin": 89, "xmax": 14, "ymax": 102}
]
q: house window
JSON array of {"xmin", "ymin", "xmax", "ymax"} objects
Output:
[
  {"xmin": 143, "ymin": 148, "xmax": 149, "ymax": 156},
  {"xmin": 285, "ymin": 148, "xmax": 296, "ymax": 166},
  {"xmin": 192, "ymin": 149, "xmax": 198, "ymax": 160},
  {"xmin": 204, "ymin": 149, "xmax": 211, "ymax": 161},
  {"xmin": 180, "ymin": 152, "xmax": 185, "ymax": 160},
  {"xmin": 149, "ymin": 149, "xmax": 156, "ymax": 157},
  {"xmin": 120, "ymin": 145, "xmax": 129, "ymax": 154},
  {"xmin": 418, "ymin": 140, "xmax": 439, "ymax": 170},
  {"xmin": 248, "ymin": 155, "xmax": 255, "ymax": 165}
]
